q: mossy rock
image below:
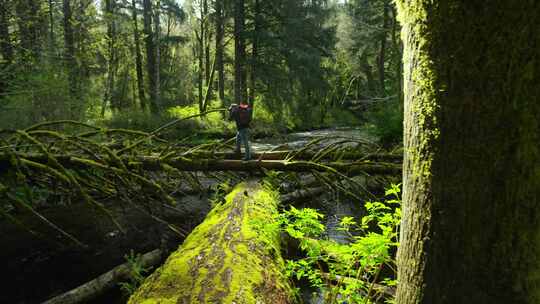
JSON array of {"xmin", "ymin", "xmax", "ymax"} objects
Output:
[{"xmin": 128, "ymin": 181, "xmax": 293, "ymax": 304}]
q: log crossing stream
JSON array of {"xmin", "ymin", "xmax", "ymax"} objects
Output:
[{"xmin": 1, "ymin": 127, "xmax": 401, "ymax": 304}]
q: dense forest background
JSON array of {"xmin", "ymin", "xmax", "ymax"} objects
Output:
[{"xmin": 0, "ymin": 0, "xmax": 402, "ymax": 144}]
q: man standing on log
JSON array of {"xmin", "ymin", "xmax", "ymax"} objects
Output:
[{"xmin": 228, "ymin": 101, "xmax": 252, "ymax": 161}]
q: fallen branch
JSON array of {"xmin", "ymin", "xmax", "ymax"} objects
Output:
[{"xmin": 43, "ymin": 249, "xmax": 162, "ymax": 304}]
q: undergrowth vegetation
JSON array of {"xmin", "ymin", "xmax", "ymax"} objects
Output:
[
  {"xmin": 100, "ymin": 97, "xmax": 364, "ymax": 141},
  {"xmin": 278, "ymin": 184, "xmax": 401, "ymax": 304}
]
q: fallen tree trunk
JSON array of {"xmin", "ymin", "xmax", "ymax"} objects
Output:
[
  {"xmin": 128, "ymin": 181, "xmax": 293, "ymax": 304},
  {"xmin": 43, "ymin": 249, "xmax": 162, "ymax": 304},
  {"xmin": 281, "ymin": 186, "xmax": 326, "ymax": 204},
  {"xmin": 0, "ymin": 153, "xmax": 401, "ymax": 175},
  {"xmin": 142, "ymin": 158, "xmax": 402, "ymax": 176},
  {"xmin": 186, "ymin": 150, "xmax": 403, "ymax": 162}
]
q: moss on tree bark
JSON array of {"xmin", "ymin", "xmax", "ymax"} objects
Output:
[
  {"xmin": 395, "ymin": 1, "xmax": 540, "ymax": 303},
  {"xmin": 128, "ymin": 181, "xmax": 293, "ymax": 304}
]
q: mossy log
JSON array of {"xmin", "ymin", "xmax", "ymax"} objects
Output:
[
  {"xmin": 0, "ymin": 153, "xmax": 401, "ymax": 176},
  {"xmin": 127, "ymin": 181, "xmax": 293, "ymax": 304},
  {"xmin": 186, "ymin": 150, "xmax": 403, "ymax": 162}
]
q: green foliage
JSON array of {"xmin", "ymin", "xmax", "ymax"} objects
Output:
[
  {"xmin": 168, "ymin": 100, "xmax": 233, "ymax": 131},
  {"xmin": 278, "ymin": 206, "xmax": 326, "ymax": 239},
  {"xmin": 279, "ymin": 184, "xmax": 402, "ymax": 304},
  {"xmin": 119, "ymin": 250, "xmax": 153, "ymax": 296},
  {"xmin": 365, "ymin": 100, "xmax": 403, "ymax": 147}
]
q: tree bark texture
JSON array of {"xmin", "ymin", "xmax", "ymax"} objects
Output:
[
  {"xmin": 128, "ymin": 182, "xmax": 293, "ymax": 304},
  {"xmin": 395, "ymin": 1, "xmax": 540, "ymax": 303}
]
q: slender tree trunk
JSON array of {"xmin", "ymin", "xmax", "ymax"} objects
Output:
[
  {"xmin": 248, "ymin": 0, "xmax": 259, "ymax": 106},
  {"xmin": 390, "ymin": 5, "xmax": 402, "ymax": 109},
  {"xmin": 47, "ymin": 0, "xmax": 55, "ymax": 51},
  {"xmin": 153, "ymin": 0, "xmax": 160, "ymax": 111},
  {"xmin": 131, "ymin": 0, "xmax": 146, "ymax": 111},
  {"xmin": 0, "ymin": 1, "xmax": 12, "ymax": 64},
  {"xmin": 102, "ymin": 0, "xmax": 117, "ymax": 115},
  {"xmin": 215, "ymin": 0, "xmax": 225, "ymax": 102},
  {"xmin": 197, "ymin": 18, "xmax": 204, "ymax": 112},
  {"xmin": 203, "ymin": 0, "xmax": 211, "ymax": 87},
  {"xmin": 234, "ymin": 0, "xmax": 246, "ymax": 104},
  {"xmin": 396, "ymin": 1, "xmax": 540, "ymax": 303},
  {"xmin": 63, "ymin": 0, "xmax": 77, "ymax": 118},
  {"xmin": 0, "ymin": 0, "xmax": 12, "ymax": 96},
  {"xmin": 143, "ymin": 0, "xmax": 158, "ymax": 114},
  {"xmin": 16, "ymin": 0, "xmax": 41, "ymax": 62},
  {"xmin": 360, "ymin": 51, "xmax": 376, "ymax": 95},
  {"xmin": 377, "ymin": 0, "xmax": 389, "ymax": 94}
]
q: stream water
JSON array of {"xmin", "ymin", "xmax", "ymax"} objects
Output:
[{"xmin": 2, "ymin": 127, "xmax": 378, "ymax": 304}]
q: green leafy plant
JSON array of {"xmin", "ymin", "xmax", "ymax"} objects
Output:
[
  {"xmin": 280, "ymin": 184, "xmax": 401, "ymax": 304},
  {"xmin": 119, "ymin": 250, "xmax": 152, "ymax": 296}
]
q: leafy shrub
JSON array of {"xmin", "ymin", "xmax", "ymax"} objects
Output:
[{"xmin": 279, "ymin": 184, "xmax": 402, "ymax": 304}]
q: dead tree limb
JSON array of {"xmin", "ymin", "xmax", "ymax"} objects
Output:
[{"xmin": 43, "ymin": 249, "xmax": 162, "ymax": 304}]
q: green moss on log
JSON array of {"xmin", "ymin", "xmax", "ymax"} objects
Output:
[{"xmin": 128, "ymin": 181, "xmax": 293, "ymax": 304}]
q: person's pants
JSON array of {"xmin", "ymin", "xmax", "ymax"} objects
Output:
[{"xmin": 235, "ymin": 128, "xmax": 251, "ymax": 160}]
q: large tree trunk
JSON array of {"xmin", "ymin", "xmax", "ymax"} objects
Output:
[
  {"xmin": 131, "ymin": 0, "xmax": 146, "ymax": 111},
  {"xmin": 215, "ymin": 0, "xmax": 225, "ymax": 102},
  {"xmin": 396, "ymin": 1, "xmax": 540, "ymax": 303},
  {"xmin": 234, "ymin": 0, "xmax": 246, "ymax": 104},
  {"xmin": 128, "ymin": 182, "xmax": 293, "ymax": 304}
]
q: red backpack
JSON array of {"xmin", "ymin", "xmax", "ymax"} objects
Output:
[{"xmin": 237, "ymin": 104, "xmax": 252, "ymax": 127}]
